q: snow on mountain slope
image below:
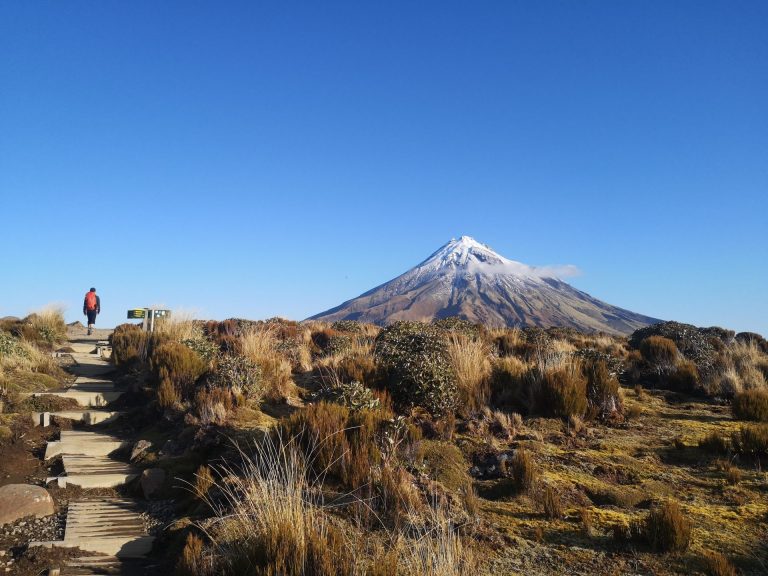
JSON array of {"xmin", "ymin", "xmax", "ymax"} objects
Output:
[{"xmin": 309, "ymin": 236, "xmax": 660, "ymax": 334}]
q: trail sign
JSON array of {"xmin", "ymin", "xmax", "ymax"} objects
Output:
[{"xmin": 126, "ymin": 308, "xmax": 171, "ymax": 332}]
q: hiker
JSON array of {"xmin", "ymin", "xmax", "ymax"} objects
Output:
[{"xmin": 83, "ymin": 287, "xmax": 101, "ymax": 335}]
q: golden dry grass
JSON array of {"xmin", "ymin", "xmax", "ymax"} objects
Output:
[
  {"xmin": 448, "ymin": 334, "xmax": 492, "ymax": 413},
  {"xmin": 154, "ymin": 309, "xmax": 200, "ymax": 342}
]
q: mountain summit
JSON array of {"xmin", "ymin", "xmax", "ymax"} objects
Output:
[{"xmin": 310, "ymin": 236, "xmax": 660, "ymax": 334}]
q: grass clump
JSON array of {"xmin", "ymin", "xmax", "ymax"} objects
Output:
[
  {"xmin": 731, "ymin": 423, "xmax": 768, "ymax": 458},
  {"xmin": 510, "ymin": 448, "xmax": 538, "ymax": 493},
  {"xmin": 202, "ymin": 434, "xmax": 356, "ymax": 576},
  {"xmin": 639, "ymin": 500, "xmax": 692, "ymax": 553},
  {"xmin": 732, "ymin": 388, "xmax": 768, "ymax": 421},
  {"xmin": 702, "ymin": 550, "xmax": 737, "ymax": 576},
  {"xmin": 535, "ymin": 362, "xmax": 587, "ymax": 419},
  {"xmin": 374, "ymin": 321, "xmax": 457, "ymax": 416},
  {"xmin": 537, "ymin": 485, "xmax": 563, "ymax": 519},
  {"xmin": 447, "ymin": 334, "xmax": 492, "ymax": 413},
  {"xmin": 584, "ymin": 360, "xmax": 622, "ymax": 420},
  {"xmin": 698, "ymin": 431, "xmax": 729, "ymax": 455},
  {"xmin": 23, "ymin": 307, "xmax": 67, "ymax": 349},
  {"xmin": 640, "ymin": 336, "xmax": 679, "ymax": 369},
  {"xmin": 151, "ymin": 342, "xmax": 207, "ymax": 407}
]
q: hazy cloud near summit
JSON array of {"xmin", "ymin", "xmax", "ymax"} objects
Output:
[{"xmin": 465, "ymin": 261, "xmax": 582, "ymax": 280}]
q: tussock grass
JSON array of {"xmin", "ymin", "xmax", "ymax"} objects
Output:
[
  {"xmin": 200, "ymin": 432, "xmax": 476, "ymax": 575},
  {"xmin": 201, "ymin": 433, "xmax": 356, "ymax": 575},
  {"xmin": 25, "ymin": 306, "xmax": 67, "ymax": 347},
  {"xmin": 447, "ymin": 334, "xmax": 492, "ymax": 413},
  {"xmin": 154, "ymin": 309, "xmax": 200, "ymax": 342},
  {"xmin": 240, "ymin": 325, "xmax": 295, "ymax": 400}
]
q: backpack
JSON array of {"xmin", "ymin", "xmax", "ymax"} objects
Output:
[{"xmin": 85, "ymin": 292, "xmax": 97, "ymax": 311}]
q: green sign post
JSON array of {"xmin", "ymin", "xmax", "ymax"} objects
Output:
[{"xmin": 126, "ymin": 308, "xmax": 171, "ymax": 332}]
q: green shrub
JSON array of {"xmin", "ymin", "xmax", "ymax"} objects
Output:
[
  {"xmin": 330, "ymin": 320, "xmax": 363, "ymax": 333},
  {"xmin": 536, "ymin": 364, "xmax": 587, "ymax": 419},
  {"xmin": 640, "ymin": 500, "xmax": 692, "ymax": 552},
  {"xmin": 732, "ymin": 389, "xmax": 768, "ymax": 422},
  {"xmin": 211, "ymin": 354, "xmax": 263, "ymax": 400},
  {"xmin": 182, "ymin": 336, "xmax": 219, "ymax": 364},
  {"xmin": 731, "ymin": 423, "xmax": 768, "ymax": 458},
  {"xmin": 151, "ymin": 342, "xmax": 207, "ymax": 402},
  {"xmin": 374, "ymin": 321, "xmax": 457, "ymax": 416},
  {"xmin": 584, "ymin": 360, "xmax": 622, "ymax": 420},
  {"xmin": 432, "ymin": 317, "xmax": 481, "ymax": 339},
  {"xmin": 314, "ymin": 380, "xmax": 380, "ymax": 412}
]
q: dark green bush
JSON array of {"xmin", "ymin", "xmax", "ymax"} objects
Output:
[
  {"xmin": 211, "ymin": 354, "xmax": 263, "ymax": 400},
  {"xmin": 331, "ymin": 320, "xmax": 363, "ymax": 333},
  {"xmin": 374, "ymin": 321, "xmax": 457, "ymax": 416},
  {"xmin": 640, "ymin": 500, "xmax": 692, "ymax": 552},
  {"xmin": 536, "ymin": 365, "xmax": 587, "ymax": 419},
  {"xmin": 732, "ymin": 389, "xmax": 768, "ymax": 422},
  {"xmin": 150, "ymin": 341, "xmax": 207, "ymax": 402},
  {"xmin": 313, "ymin": 380, "xmax": 380, "ymax": 412},
  {"xmin": 432, "ymin": 317, "xmax": 481, "ymax": 339}
]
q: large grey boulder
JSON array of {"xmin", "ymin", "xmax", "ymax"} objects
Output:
[{"xmin": 0, "ymin": 484, "xmax": 54, "ymax": 525}]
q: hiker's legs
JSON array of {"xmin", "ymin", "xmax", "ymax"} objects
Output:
[{"xmin": 87, "ymin": 310, "xmax": 97, "ymax": 335}]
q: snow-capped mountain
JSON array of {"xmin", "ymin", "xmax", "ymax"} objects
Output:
[{"xmin": 309, "ymin": 236, "xmax": 660, "ymax": 334}]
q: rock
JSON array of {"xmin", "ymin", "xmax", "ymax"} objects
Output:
[
  {"xmin": 140, "ymin": 468, "xmax": 166, "ymax": 498},
  {"xmin": 130, "ymin": 439, "xmax": 152, "ymax": 462},
  {"xmin": 0, "ymin": 485, "xmax": 54, "ymax": 526}
]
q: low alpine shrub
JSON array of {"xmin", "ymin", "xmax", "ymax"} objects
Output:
[{"xmin": 374, "ymin": 321, "xmax": 457, "ymax": 416}]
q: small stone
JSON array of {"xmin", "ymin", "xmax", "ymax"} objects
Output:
[{"xmin": 130, "ymin": 439, "xmax": 153, "ymax": 462}]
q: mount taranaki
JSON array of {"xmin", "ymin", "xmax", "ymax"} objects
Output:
[{"xmin": 309, "ymin": 236, "xmax": 660, "ymax": 334}]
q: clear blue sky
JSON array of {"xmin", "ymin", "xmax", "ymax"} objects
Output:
[{"xmin": 1, "ymin": 1, "xmax": 766, "ymax": 334}]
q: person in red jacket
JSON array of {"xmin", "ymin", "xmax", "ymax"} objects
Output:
[{"xmin": 83, "ymin": 287, "xmax": 101, "ymax": 336}]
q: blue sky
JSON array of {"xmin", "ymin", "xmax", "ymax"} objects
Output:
[{"xmin": 1, "ymin": 1, "xmax": 766, "ymax": 334}]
